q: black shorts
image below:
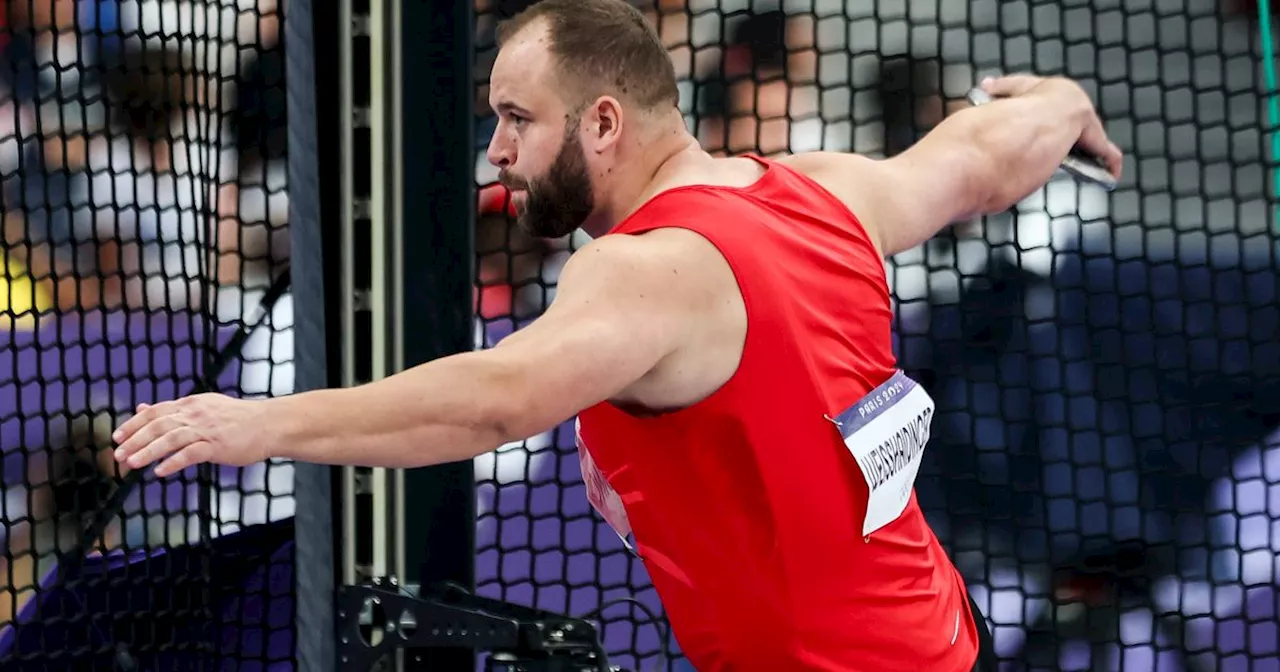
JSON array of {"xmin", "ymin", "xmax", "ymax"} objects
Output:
[{"xmin": 968, "ymin": 593, "xmax": 997, "ymax": 672}]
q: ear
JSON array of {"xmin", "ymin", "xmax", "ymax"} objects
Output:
[{"xmin": 582, "ymin": 96, "xmax": 624, "ymax": 154}]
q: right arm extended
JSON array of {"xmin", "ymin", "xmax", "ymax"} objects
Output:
[{"xmin": 784, "ymin": 74, "xmax": 1123, "ymax": 257}]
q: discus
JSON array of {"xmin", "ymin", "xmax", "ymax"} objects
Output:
[{"xmin": 966, "ymin": 87, "xmax": 1118, "ymax": 192}]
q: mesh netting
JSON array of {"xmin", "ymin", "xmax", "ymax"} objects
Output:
[
  {"xmin": 0, "ymin": 0, "xmax": 294, "ymax": 666},
  {"xmin": 473, "ymin": 1, "xmax": 1280, "ymax": 671}
]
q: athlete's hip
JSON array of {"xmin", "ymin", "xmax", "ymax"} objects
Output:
[{"xmin": 661, "ymin": 570, "xmax": 977, "ymax": 672}]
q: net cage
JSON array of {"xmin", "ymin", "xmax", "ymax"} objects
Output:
[
  {"xmin": 0, "ymin": 0, "xmax": 293, "ymax": 667},
  {"xmin": 472, "ymin": 1, "xmax": 1280, "ymax": 671}
]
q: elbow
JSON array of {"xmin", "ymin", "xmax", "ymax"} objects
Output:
[
  {"xmin": 469, "ymin": 368, "xmax": 550, "ymax": 451},
  {"xmin": 482, "ymin": 411, "xmax": 525, "ymax": 450},
  {"xmin": 394, "ymin": 361, "xmax": 532, "ymax": 461},
  {"xmin": 424, "ymin": 407, "xmax": 522, "ymax": 465},
  {"xmin": 464, "ymin": 393, "xmax": 525, "ymax": 455},
  {"xmin": 479, "ymin": 389, "xmax": 583, "ymax": 453},
  {"xmin": 448, "ymin": 349, "xmax": 585, "ymax": 455}
]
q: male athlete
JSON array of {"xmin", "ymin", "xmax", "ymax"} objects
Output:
[{"xmin": 113, "ymin": 0, "xmax": 1123, "ymax": 669}]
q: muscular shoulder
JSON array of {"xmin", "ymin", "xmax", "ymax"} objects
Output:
[
  {"xmin": 558, "ymin": 229, "xmax": 743, "ymax": 354},
  {"xmin": 776, "ymin": 152, "xmax": 889, "ymax": 253},
  {"xmin": 562, "ymin": 229, "xmax": 734, "ymax": 310},
  {"xmin": 561, "ymin": 230, "xmax": 745, "ymax": 411}
]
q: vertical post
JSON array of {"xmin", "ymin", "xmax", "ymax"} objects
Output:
[
  {"xmin": 287, "ymin": 0, "xmax": 343, "ymax": 669},
  {"xmin": 398, "ymin": 0, "xmax": 476, "ymax": 669}
]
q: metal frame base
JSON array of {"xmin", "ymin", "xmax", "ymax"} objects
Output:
[{"xmin": 336, "ymin": 578, "xmax": 629, "ymax": 672}]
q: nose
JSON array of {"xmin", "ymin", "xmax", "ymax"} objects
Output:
[{"xmin": 486, "ymin": 131, "xmax": 513, "ymax": 169}]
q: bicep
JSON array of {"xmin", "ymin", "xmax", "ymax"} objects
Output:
[{"xmin": 480, "ymin": 236, "xmax": 693, "ymax": 438}]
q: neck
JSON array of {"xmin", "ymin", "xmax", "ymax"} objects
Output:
[{"xmin": 583, "ymin": 122, "xmax": 703, "ymax": 237}]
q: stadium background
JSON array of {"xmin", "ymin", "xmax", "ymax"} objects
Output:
[{"xmin": 0, "ymin": 0, "xmax": 1276, "ymax": 670}]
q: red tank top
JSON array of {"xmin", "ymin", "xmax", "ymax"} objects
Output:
[{"xmin": 575, "ymin": 156, "xmax": 978, "ymax": 671}]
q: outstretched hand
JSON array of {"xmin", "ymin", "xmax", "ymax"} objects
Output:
[
  {"xmin": 979, "ymin": 74, "xmax": 1124, "ymax": 182},
  {"xmin": 112, "ymin": 394, "xmax": 273, "ymax": 477}
]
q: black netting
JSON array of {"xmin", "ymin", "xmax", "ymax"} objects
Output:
[
  {"xmin": 472, "ymin": 1, "xmax": 1280, "ymax": 671},
  {"xmin": 0, "ymin": 0, "xmax": 294, "ymax": 667}
]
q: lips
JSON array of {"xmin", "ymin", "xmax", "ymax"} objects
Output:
[{"xmin": 478, "ymin": 183, "xmax": 516, "ymax": 217}]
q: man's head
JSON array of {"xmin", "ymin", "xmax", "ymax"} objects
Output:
[{"xmin": 486, "ymin": 0, "xmax": 680, "ymax": 238}]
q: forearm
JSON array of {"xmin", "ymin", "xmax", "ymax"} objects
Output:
[
  {"xmin": 267, "ymin": 353, "xmax": 517, "ymax": 468},
  {"xmin": 935, "ymin": 86, "xmax": 1092, "ymax": 215}
]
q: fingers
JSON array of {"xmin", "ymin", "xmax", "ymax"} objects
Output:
[
  {"xmin": 121, "ymin": 426, "xmax": 206, "ymax": 473},
  {"xmin": 112, "ymin": 401, "xmax": 209, "ymax": 475},
  {"xmin": 979, "ymin": 74, "xmax": 1043, "ymax": 98},
  {"xmin": 111, "ymin": 402, "xmax": 155, "ymax": 447},
  {"xmin": 1102, "ymin": 141, "xmax": 1124, "ymax": 180},
  {"xmin": 1081, "ymin": 120, "xmax": 1125, "ymax": 181},
  {"xmin": 154, "ymin": 442, "xmax": 213, "ymax": 478},
  {"xmin": 112, "ymin": 403, "xmax": 180, "ymax": 464},
  {"xmin": 1099, "ymin": 133, "xmax": 1124, "ymax": 180}
]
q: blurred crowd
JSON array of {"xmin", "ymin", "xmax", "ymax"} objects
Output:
[
  {"xmin": 0, "ymin": 0, "xmax": 1275, "ymax": 670},
  {"xmin": 0, "ymin": 0, "xmax": 292, "ymax": 626}
]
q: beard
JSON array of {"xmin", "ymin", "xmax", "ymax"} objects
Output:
[{"xmin": 500, "ymin": 120, "xmax": 595, "ymax": 239}]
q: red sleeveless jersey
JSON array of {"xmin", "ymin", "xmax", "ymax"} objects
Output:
[{"xmin": 575, "ymin": 156, "xmax": 978, "ymax": 671}]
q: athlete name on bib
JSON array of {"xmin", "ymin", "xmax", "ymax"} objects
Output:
[{"xmin": 831, "ymin": 370, "xmax": 935, "ymax": 536}]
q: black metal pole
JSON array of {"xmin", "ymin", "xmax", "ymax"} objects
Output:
[
  {"xmin": 287, "ymin": 0, "xmax": 344, "ymax": 668},
  {"xmin": 399, "ymin": 0, "xmax": 477, "ymax": 669}
]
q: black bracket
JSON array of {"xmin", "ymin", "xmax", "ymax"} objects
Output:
[{"xmin": 336, "ymin": 578, "xmax": 629, "ymax": 672}]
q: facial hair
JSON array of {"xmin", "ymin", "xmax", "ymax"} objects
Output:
[{"xmin": 501, "ymin": 117, "xmax": 595, "ymax": 239}]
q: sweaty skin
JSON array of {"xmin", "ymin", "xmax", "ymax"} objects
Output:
[{"xmin": 112, "ymin": 20, "xmax": 1120, "ymax": 485}]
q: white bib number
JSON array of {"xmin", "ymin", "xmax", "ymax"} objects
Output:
[{"xmin": 831, "ymin": 370, "xmax": 935, "ymax": 536}]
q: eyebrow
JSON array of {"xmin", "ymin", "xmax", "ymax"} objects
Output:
[{"xmin": 494, "ymin": 102, "xmax": 533, "ymax": 117}]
